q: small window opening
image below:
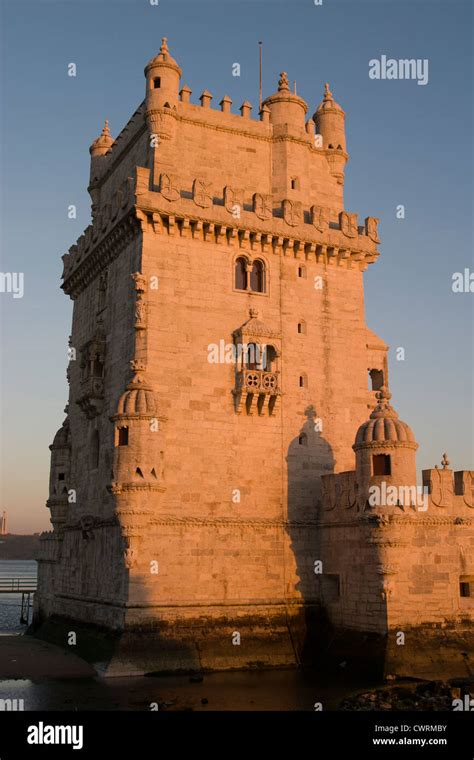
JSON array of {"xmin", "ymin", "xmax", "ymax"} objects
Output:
[
  {"xmin": 297, "ymin": 265, "xmax": 306, "ymax": 279},
  {"xmin": 136, "ymin": 467, "xmax": 144, "ymax": 479},
  {"xmin": 298, "ymin": 433, "xmax": 307, "ymax": 446},
  {"xmin": 460, "ymin": 576, "xmax": 474, "ymax": 597},
  {"xmin": 58, "ymin": 473, "xmax": 65, "ymax": 481},
  {"xmin": 372, "ymin": 454, "xmax": 391, "ymax": 476},
  {"xmin": 118, "ymin": 427, "xmax": 129, "ymax": 446},
  {"xmin": 153, "ymin": 77, "xmax": 161, "ymax": 89},
  {"xmin": 297, "ymin": 321, "xmax": 306, "ymax": 335},
  {"xmin": 299, "ymin": 374, "xmax": 307, "ymax": 388},
  {"xmin": 369, "ymin": 369, "xmax": 384, "ymax": 391}
]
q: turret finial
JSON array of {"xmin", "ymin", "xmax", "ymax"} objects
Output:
[
  {"xmin": 324, "ymin": 82, "xmax": 333, "ymax": 100},
  {"xmin": 278, "ymin": 71, "xmax": 289, "ymax": 91},
  {"xmin": 375, "ymin": 386, "xmax": 392, "ymax": 404},
  {"xmin": 441, "ymin": 453, "xmax": 450, "ymax": 469},
  {"xmin": 102, "ymin": 119, "xmax": 110, "ymax": 136},
  {"xmin": 160, "ymin": 37, "xmax": 169, "ymax": 54}
]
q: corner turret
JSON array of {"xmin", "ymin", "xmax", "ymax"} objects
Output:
[
  {"xmin": 313, "ymin": 83, "xmax": 348, "ymax": 183},
  {"xmin": 353, "ymin": 388, "xmax": 419, "ymax": 511}
]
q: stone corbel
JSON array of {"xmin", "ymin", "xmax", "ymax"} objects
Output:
[
  {"xmin": 135, "ymin": 208, "xmax": 148, "ymax": 233},
  {"xmin": 227, "ymin": 227, "xmax": 238, "ymax": 247},
  {"xmin": 151, "ymin": 212, "xmax": 162, "ymax": 234},
  {"xmin": 180, "ymin": 218, "xmax": 191, "ymax": 238},
  {"xmin": 272, "ymin": 236, "xmax": 283, "ymax": 255},
  {"xmin": 192, "ymin": 220, "xmax": 203, "ymax": 240},
  {"xmin": 239, "ymin": 230, "xmax": 250, "ymax": 250}
]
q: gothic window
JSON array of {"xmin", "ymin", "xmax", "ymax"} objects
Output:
[
  {"xmin": 90, "ymin": 429, "xmax": 99, "ymax": 469},
  {"xmin": 250, "ymin": 260, "xmax": 265, "ymax": 293},
  {"xmin": 369, "ymin": 369, "xmax": 384, "ymax": 391},
  {"xmin": 372, "ymin": 454, "xmax": 391, "ymax": 476},
  {"xmin": 235, "ymin": 257, "xmax": 247, "ymax": 291},
  {"xmin": 97, "ymin": 271, "xmax": 108, "ymax": 312},
  {"xmin": 117, "ymin": 427, "xmax": 129, "ymax": 446},
  {"xmin": 245, "ymin": 343, "xmax": 260, "ymax": 370},
  {"xmin": 93, "ymin": 356, "xmax": 104, "ymax": 378},
  {"xmin": 263, "ymin": 345, "xmax": 277, "ymax": 372}
]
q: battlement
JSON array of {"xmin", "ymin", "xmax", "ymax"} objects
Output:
[
  {"xmin": 63, "ymin": 166, "xmax": 380, "ymax": 297},
  {"xmin": 321, "ymin": 466, "xmax": 474, "ymax": 520}
]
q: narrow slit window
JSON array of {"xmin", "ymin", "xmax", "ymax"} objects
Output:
[
  {"xmin": 118, "ymin": 427, "xmax": 129, "ymax": 446},
  {"xmin": 235, "ymin": 257, "xmax": 247, "ymax": 291},
  {"xmin": 250, "ymin": 260, "xmax": 265, "ymax": 293}
]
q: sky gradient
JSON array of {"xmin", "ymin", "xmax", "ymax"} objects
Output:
[{"xmin": 0, "ymin": 0, "xmax": 472, "ymax": 533}]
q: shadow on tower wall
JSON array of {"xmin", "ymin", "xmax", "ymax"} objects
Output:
[{"xmin": 286, "ymin": 405, "xmax": 390, "ymax": 677}]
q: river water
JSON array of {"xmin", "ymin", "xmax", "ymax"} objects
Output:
[
  {"xmin": 0, "ymin": 560, "xmax": 377, "ymax": 709},
  {"xmin": 0, "ymin": 560, "xmax": 37, "ymax": 634}
]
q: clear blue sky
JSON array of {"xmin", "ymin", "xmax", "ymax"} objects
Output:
[{"xmin": 0, "ymin": 0, "xmax": 472, "ymax": 532}]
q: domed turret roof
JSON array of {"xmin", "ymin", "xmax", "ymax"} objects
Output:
[
  {"xmin": 354, "ymin": 388, "xmax": 416, "ymax": 447},
  {"xmin": 89, "ymin": 120, "xmax": 114, "ymax": 157},
  {"xmin": 51, "ymin": 418, "xmax": 70, "ymax": 450},
  {"xmin": 262, "ymin": 71, "xmax": 308, "ymax": 112},
  {"xmin": 116, "ymin": 372, "xmax": 157, "ymax": 416},
  {"xmin": 145, "ymin": 37, "xmax": 181, "ymax": 75},
  {"xmin": 315, "ymin": 83, "xmax": 344, "ymax": 115}
]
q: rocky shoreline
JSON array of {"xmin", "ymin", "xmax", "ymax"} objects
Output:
[{"xmin": 340, "ymin": 677, "xmax": 474, "ymax": 711}]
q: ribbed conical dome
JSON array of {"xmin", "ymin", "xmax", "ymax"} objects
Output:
[
  {"xmin": 145, "ymin": 37, "xmax": 181, "ymax": 75},
  {"xmin": 315, "ymin": 83, "xmax": 344, "ymax": 115},
  {"xmin": 354, "ymin": 388, "xmax": 416, "ymax": 446},
  {"xmin": 51, "ymin": 418, "xmax": 70, "ymax": 450},
  {"xmin": 116, "ymin": 373, "xmax": 157, "ymax": 416},
  {"xmin": 89, "ymin": 120, "xmax": 114, "ymax": 157}
]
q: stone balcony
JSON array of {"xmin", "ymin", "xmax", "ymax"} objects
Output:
[
  {"xmin": 77, "ymin": 376, "xmax": 105, "ymax": 419},
  {"xmin": 233, "ymin": 369, "xmax": 281, "ymax": 416}
]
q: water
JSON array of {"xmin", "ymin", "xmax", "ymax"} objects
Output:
[
  {"xmin": 0, "ymin": 560, "xmax": 376, "ymax": 709},
  {"xmin": 0, "ymin": 560, "xmax": 37, "ymax": 634}
]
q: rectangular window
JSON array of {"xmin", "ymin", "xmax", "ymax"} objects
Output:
[
  {"xmin": 58, "ymin": 473, "xmax": 65, "ymax": 481},
  {"xmin": 460, "ymin": 576, "xmax": 474, "ymax": 597},
  {"xmin": 373, "ymin": 454, "xmax": 391, "ymax": 476},
  {"xmin": 118, "ymin": 427, "xmax": 129, "ymax": 446}
]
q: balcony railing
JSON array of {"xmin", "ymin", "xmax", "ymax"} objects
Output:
[{"xmin": 237, "ymin": 369, "xmax": 280, "ymax": 394}]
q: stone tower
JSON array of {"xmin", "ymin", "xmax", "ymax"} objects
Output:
[{"xmin": 35, "ymin": 40, "xmax": 471, "ymax": 676}]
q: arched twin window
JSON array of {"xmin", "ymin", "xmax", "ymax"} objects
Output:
[{"xmin": 235, "ymin": 257, "xmax": 266, "ymax": 294}]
